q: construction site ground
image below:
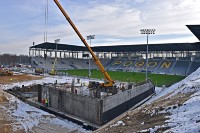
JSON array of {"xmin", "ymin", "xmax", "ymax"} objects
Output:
[
  {"xmin": 0, "ymin": 73, "xmax": 199, "ymax": 133},
  {"xmin": 0, "ymin": 74, "xmax": 82, "ymax": 133}
]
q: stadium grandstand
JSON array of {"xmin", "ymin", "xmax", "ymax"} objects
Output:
[{"xmin": 29, "ymin": 25, "xmax": 200, "ymax": 76}]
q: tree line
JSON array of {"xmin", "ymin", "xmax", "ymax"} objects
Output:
[{"xmin": 0, "ymin": 54, "xmax": 31, "ymax": 66}]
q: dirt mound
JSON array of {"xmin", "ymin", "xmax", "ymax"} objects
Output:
[{"xmin": 0, "ymin": 95, "xmax": 8, "ymax": 102}]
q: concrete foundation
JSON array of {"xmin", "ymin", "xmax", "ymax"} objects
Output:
[{"xmin": 41, "ymin": 80, "xmax": 155, "ymax": 126}]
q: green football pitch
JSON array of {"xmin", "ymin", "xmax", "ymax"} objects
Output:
[{"xmin": 61, "ymin": 69, "xmax": 185, "ymax": 87}]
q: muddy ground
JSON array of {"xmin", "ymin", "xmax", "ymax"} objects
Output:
[{"xmin": 0, "ymin": 74, "xmax": 43, "ymax": 84}]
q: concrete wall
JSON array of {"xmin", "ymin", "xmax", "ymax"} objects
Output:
[
  {"xmin": 103, "ymin": 81, "xmax": 154, "ymax": 113},
  {"xmin": 48, "ymin": 87, "xmax": 59, "ymax": 109},
  {"xmin": 44, "ymin": 80, "xmax": 154, "ymax": 125},
  {"xmin": 46, "ymin": 87, "xmax": 101, "ymax": 124},
  {"xmin": 65, "ymin": 93, "xmax": 100, "ymax": 124}
]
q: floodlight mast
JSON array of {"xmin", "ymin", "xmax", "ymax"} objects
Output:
[
  {"xmin": 86, "ymin": 35, "xmax": 95, "ymax": 78},
  {"xmin": 54, "ymin": 0, "xmax": 114, "ymax": 87},
  {"xmin": 140, "ymin": 29, "xmax": 156, "ymax": 80}
]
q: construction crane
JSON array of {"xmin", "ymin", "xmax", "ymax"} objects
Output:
[
  {"xmin": 49, "ymin": 39, "xmax": 60, "ymax": 75},
  {"xmin": 54, "ymin": 0, "xmax": 115, "ymax": 88},
  {"xmin": 49, "ymin": 57, "xmax": 57, "ymax": 75}
]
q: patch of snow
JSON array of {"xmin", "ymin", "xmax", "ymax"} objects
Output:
[
  {"xmin": 6, "ymin": 96, "xmax": 90, "ymax": 132},
  {"xmin": 110, "ymin": 120, "xmax": 126, "ymax": 127},
  {"xmin": 1, "ymin": 75, "xmax": 93, "ymax": 132},
  {"xmin": 140, "ymin": 125, "xmax": 167, "ymax": 133},
  {"xmin": 142, "ymin": 67, "xmax": 200, "ymax": 133},
  {"xmin": 164, "ymin": 91, "xmax": 200, "ymax": 133}
]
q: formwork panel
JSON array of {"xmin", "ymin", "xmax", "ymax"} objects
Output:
[
  {"xmin": 64, "ymin": 92, "xmax": 100, "ymax": 124},
  {"xmin": 65, "ymin": 93, "xmax": 79, "ymax": 116},
  {"xmin": 58, "ymin": 90, "xmax": 66, "ymax": 111},
  {"xmin": 84, "ymin": 97, "xmax": 100, "ymax": 123},
  {"xmin": 49, "ymin": 87, "xmax": 59, "ymax": 109}
]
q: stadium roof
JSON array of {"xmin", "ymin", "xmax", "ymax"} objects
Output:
[
  {"xmin": 187, "ymin": 25, "xmax": 200, "ymax": 41},
  {"xmin": 30, "ymin": 25, "xmax": 200, "ymax": 52},
  {"xmin": 30, "ymin": 42, "xmax": 200, "ymax": 52},
  {"xmin": 30, "ymin": 42, "xmax": 86, "ymax": 51}
]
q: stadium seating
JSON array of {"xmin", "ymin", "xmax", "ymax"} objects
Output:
[
  {"xmin": 31, "ymin": 56, "xmax": 200, "ymax": 76},
  {"xmin": 107, "ymin": 59, "xmax": 125, "ymax": 70},
  {"xmin": 169, "ymin": 61, "xmax": 190, "ymax": 76},
  {"xmin": 129, "ymin": 59, "xmax": 146, "ymax": 72},
  {"xmin": 31, "ymin": 57, "xmax": 109, "ymax": 71},
  {"xmin": 117, "ymin": 60, "xmax": 136, "ymax": 71},
  {"xmin": 141, "ymin": 59, "xmax": 161, "ymax": 73},
  {"xmin": 187, "ymin": 61, "xmax": 200, "ymax": 75},
  {"xmin": 154, "ymin": 60, "xmax": 175, "ymax": 74}
]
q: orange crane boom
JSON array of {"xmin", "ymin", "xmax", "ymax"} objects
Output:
[{"xmin": 54, "ymin": 0, "xmax": 114, "ymax": 87}]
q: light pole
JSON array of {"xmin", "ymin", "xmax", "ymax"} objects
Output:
[
  {"xmin": 140, "ymin": 29, "xmax": 155, "ymax": 80},
  {"xmin": 86, "ymin": 35, "xmax": 95, "ymax": 78},
  {"xmin": 55, "ymin": 39, "xmax": 60, "ymax": 74}
]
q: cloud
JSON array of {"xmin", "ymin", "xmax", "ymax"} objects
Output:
[{"xmin": 0, "ymin": 0, "xmax": 200, "ymax": 55}]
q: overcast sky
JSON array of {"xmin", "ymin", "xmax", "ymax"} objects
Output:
[{"xmin": 0, "ymin": 0, "xmax": 200, "ymax": 55}]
